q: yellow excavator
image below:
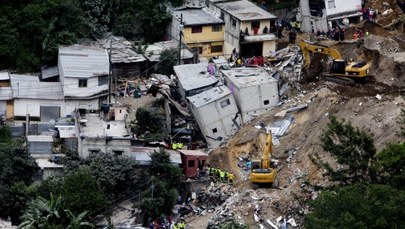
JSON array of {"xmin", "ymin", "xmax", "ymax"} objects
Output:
[
  {"xmin": 250, "ymin": 132, "xmax": 277, "ymax": 186},
  {"xmin": 299, "ymin": 41, "xmax": 370, "ymax": 82}
]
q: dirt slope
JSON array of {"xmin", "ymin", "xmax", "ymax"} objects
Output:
[{"xmin": 208, "ymin": 81, "xmax": 404, "ymax": 227}]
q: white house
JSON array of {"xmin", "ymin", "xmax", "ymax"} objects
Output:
[
  {"xmin": 298, "ymin": 0, "xmax": 363, "ymax": 33},
  {"xmin": 221, "ymin": 67, "xmax": 279, "ymax": 123},
  {"xmin": 10, "ymin": 74, "xmax": 64, "ymax": 121},
  {"xmin": 58, "ymin": 45, "xmax": 109, "ymax": 116},
  {"xmin": 209, "ymin": 0, "xmax": 278, "ymax": 57},
  {"xmin": 76, "ymin": 113, "xmax": 131, "ymax": 158},
  {"xmin": 187, "ymin": 85, "xmax": 241, "ymax": 148},
  {"xmin": 173, "ymin": 63, "xmax": 218, "ymax": 99}
]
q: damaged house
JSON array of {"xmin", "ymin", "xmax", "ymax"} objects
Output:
[
  {"xmin": 187, "ymin": 85, "xmax": 241, "ymax": 148},
  {"xmin": 221, "ymin": 67, "xmax": 279, "ymax": 123},
  {"xmin": 298, "ymin": 0, "xmax": 363, "ymax": 33}
]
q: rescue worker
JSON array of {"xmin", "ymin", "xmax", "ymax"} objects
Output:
[
  {"xmin": 179, "ymin": 221, "xmax": 185, "ymax": 229},
  {"xmin": 172, "ymin": 222, "xmax": 179, "ymax": 229},
  {"xmin": 223, "ymin": 171, "xmax": 228, "ymax": 183},
  {"xmin": 220, "ymin": 170, "xmax": 225, "ymax": 182},
  {"xmin": 228, "ymin": 173, "xmax": 235, "ymax": 185}
]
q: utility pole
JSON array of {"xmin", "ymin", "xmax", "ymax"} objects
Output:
[
  {"xmin": 178, "ymin": 14, "xmax": 183, "ymax": 65},
  {"xmin": 108, "ymin": 39, "xmax": 112, "ymax": 104}
]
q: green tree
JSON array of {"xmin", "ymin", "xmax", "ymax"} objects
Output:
[
  {"xmin": 0, "ymin": 139, "xmax": 39, "ymax": 224},
  {"xmin": 19, "ymin": 194, "xmax": 63, "ymax": 229},
  {"xmin": 305, "ymin": 184, "xmax": 405, "ymax": 229},
  {"xmin": 139, "ymin": 149, "xmax": 182, "ymax": 224},
  {"xmin": 135, "ymin": 107, "xmax": 167, "ymax": 141},
  {"xmin": 157, "ymin": 48, "xmax": 179, "ymax": 76},
  {"xmin": 149, "ymin": 149, "xmax": 182, "ymax": 188},
  {"xmin": 0, "ymin": 126, "xmax": 12, "ymax": 143},
  {"xmin": 319, "ymin": 115, "xmax": 376, "ymax": 184},
  {"xmin": 374, "ymin": 142, "xmax": 405, "ymax": 189},
  {"xmin": 63, "ymin": 167, "xmax": 107, "ymax": 215},
  {"xmin": 65, "ymin": 210, "xmax": 94, "ymax": 229}
]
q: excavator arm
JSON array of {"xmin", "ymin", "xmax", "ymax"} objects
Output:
[
  {"xmin": 261, "ymin": 132, "xmax": 272, "ymax": 169},
  {"xmin": 299, "ymin": 41, "xmax": 343, "ymax": 69}
]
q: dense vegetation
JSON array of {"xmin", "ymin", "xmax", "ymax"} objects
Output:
[
  {"xmin": 305, "ymin": 115, "xmax": 405, "ymax": 228},
  {"xmin": 0, "ymin": 0, "xmax": 184, "ymax": 72}
]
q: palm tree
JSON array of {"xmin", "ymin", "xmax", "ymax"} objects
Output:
[
  {"xmin": 19, "ymin": 194, "xmax": 62, "ymax": 229},
  {"xmin": 65, "ymin": 210, "xmax": 94, "ymax": 229}
]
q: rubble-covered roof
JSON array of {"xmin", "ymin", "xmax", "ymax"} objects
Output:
[
  {"xmin": 126, "ymin": 147, "xmax": 181, "ymax": 165},
  {"xmin": 27, "ymin": 135, "xmax": 53, "ymax": 142},
  {"xmin": 244, "ymin": 33, "xmax": 277, "ymax": 42},
  {"xmin": 187, "ymin": 85, "xmax": 232, "ymax": 108},
  {"xmin": 0, "ymin": 71, "xmax": 10, "ymax": 80},
  {"xmin": 97, "ymin": 35, "xmax": 146, "ymax": 63},
  {"xmin": 144, "ymin": 40, "xmax": 194, "ymax": 62},
  {"xmin": 221, "ymin": 67, "xmax": 277, "ymax": 88},
  {"xmin": 178, "ymin": 149, "xmax": 207, "ymax": 157},
  {"xmin": 10, "ymin": 74, "xmax": 63, "ymax": 100},
  {"xmin": 174, "ymin": 63, "xmax": 218, "ymax": 91},
  {"xmin": 216, "ymin": 0, "xmax": 277, "ymax": 21},
  {"xmin": 80, "ymin": 114, "xmax": 129, "ymax": 138},
  {"xmin": 173, "ymin": 8, "xmax": 224, "ymax": 26},
  {"xmin": 58, "ymin": 45, "xmax": 109, "ymax": 78}
]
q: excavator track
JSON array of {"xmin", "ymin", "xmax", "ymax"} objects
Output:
[{"xmin": 324, "ymin": 75, "xmax": 356, "ymax": 85}]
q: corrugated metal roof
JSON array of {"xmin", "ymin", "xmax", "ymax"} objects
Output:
[
  {"xmin": 41, "ymin": 66, "xmax": 59, "ymax": 79},
  {"xmin": 144, "ymin": 40, "xmax": 194, "ymax": 62},
  {"xmin": 173, "ymin": 8, "xmax": 224, "ymax": 26},
  {"xmin": 174, "ymin": 63, "xmax": 218, "ymax": 91},
  {"xmin": 0, "ymin": 71, "xmax": 10, "ymax": 81},
  {"xmin": 10, "ymin": 74, "xmax": 63, "ymax": 100},
  {"xmin": 221, "ymin": 67, "xmax": 277, "ymax": 88},
  {"xmin": 0, "ymin": 87, "xmax": 12, "ymax": 100},
  {"xmin": 178, "ymin": 149, "xmax": 207, "ymax": 157},
  {"xmin": 97, "ymin": 35, "xmax": 146, "ymax": 63},
  {"xmin": 216, "ymin": 0, "xmax": 277, "ymax": 21},
  {"xmin": 27, "ymin": 135, "xmax": 53, "ymax": 142},
  {"xmin": 59, "ymin": 45, "xmax": 109, "ymax": 78},
  {"xmin": 187, "ymin": 85, "xmax": 231, "ymax": 108}
]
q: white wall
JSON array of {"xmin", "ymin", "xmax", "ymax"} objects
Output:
[
  {"xmin": 64, "ymin": 98, "xmax": 100, "ymax": 117},
  {"xmin": 324, "ymin": 0, "xmax": 362, "ymax": 16},
  {"xmin": 226, "ymin": 80, "xmax": 278, "ymax": 123},
  {"xmin": 80, "ymin": 137, "xmax": 131, "ymax": 158},
  {"xmin": 63, "ymin": 76, "xmax": 108, "ymax": 97},
  {"xmin": 190, "ymin": 93, "xmax": 241, "ymax": 148},
  {"xmin": 14, "ymin": 99, "xmax": 63, "ymax": 118}
]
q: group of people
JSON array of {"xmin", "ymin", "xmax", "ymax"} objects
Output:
[
  {"xmin": 353, "ymin": 28, "xmax": 369, "ymax": 39},
  {"xmin": 325, "ymin": 27, "xmax": 345, "ymax": 41},
  {"xmin": 208, "ymin": 167, "xmax": 235, "ymax": 184},
  {"xmin": 149, "ymin": 216, "xmax": 186, "ymax": 229},
  {"xmin": 362, "ymin": 6, "xmax": 377, "ymax": 22}
]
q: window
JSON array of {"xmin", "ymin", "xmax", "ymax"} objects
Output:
[
  {"xmin": 191, "ymin": 26, "xmax": 203, "ymax": 33},
  {"xmin": 113, "ymin": 150, "xmax": 124, "ymax": 155},
  {"xmin": 220, "ymin": 99, "xmax": 230, "ymax": 108},
  {"xmin": 89, "ymin": 149, "xmax": 101, "ymax": 154},
  {"xmin": 198, "ymin": 47, "xmax": 203, "ymax": 54},
  {"xmin": 263, "ymin": 100, "xmax": 269, "ymax": 105},
  {"xmin": 231, "ymin": 17, "xmax": 237, "ymax": 27},
  {"xmin": 327, "ymin": 0, "xmax": 336, "ymax": 9},
  {"xmin": 188, "ymin": 160, "xmax": 195, "ymax": 167},
  {"xmin": 251, "ymin": 21, "xmax": 260, "ymax": 29},
  {"xmin": 79, "ymin": 79, "xmax": 87, "ymax": 88},
  {"xmin": 211, "ymin": 45, "xmax": 223, "ymax": 53},
  {"xmin": 220, "ymin": 12, "xmax": 224, "ymax": 20},
  {"xmin": 98, "ymin": 75, "xmax": 108, "ymax": 86},
  {"xmin": 212, "ymin": 128, "xmax": 218, "ymax": 134},
  {"xmin": 212, "ymin": 24, "xmax": 222, "ymax": 32}
]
